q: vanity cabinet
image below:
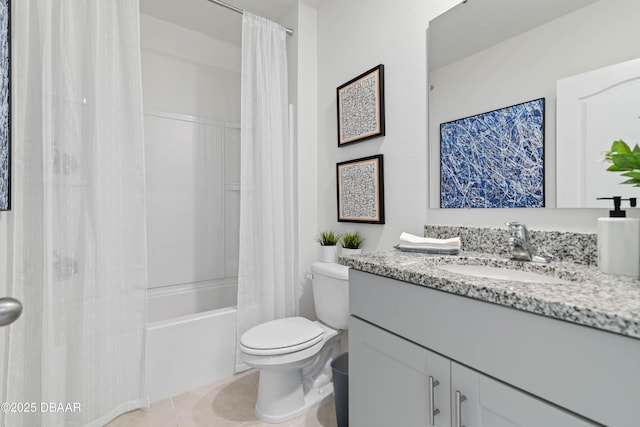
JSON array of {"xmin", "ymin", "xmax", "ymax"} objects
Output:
[
  {"xmin": 350, "ymin": 317, "xmax": 593, "ymax": 427},
  {"xmin": 350, "ymin": 316, "xmax": 450, "ymax": 426},
  {"xmin": 450, "ymin": 361, "xmax": 595, "ymax": 427},
  {"xmin": 349, "ymin": 270, "xmax": 640, "ymax": 426}
]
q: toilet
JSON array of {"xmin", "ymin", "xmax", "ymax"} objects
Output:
[{"xmin": 239, "ymin": 262, "xmax": 349, "ymax": 424}]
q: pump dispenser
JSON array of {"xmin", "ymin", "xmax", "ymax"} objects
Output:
[{"xmin": 597, "ymin": 197, "xmax": 640, "ymax": 277}]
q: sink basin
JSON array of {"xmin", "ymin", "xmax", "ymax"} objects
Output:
[{"xmin": 436, "ymin": 264, "xmax": 569, "ymax": 284}]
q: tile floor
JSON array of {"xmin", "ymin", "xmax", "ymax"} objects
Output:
[{"xmin": 106, "ymin": 370, "xmax": 338, "ymax": 427}]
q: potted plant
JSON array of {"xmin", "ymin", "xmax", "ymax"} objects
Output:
[
  {"xmin": 318, "ymin": 230, "xmax": 341, "ymax": 263},
  {"xmin": 604, "ymin": 140, "xmax": 640, "ymax": 186},
  {"xmin": 341, "ymin": 231, "xmax": 364, "ymax": 256}
]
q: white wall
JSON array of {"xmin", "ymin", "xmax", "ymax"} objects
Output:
[
  {"xmin": 295, "ymin": 2, "xmax": 319, "ymax": 319},
  {"xmin": 0, "ymin": 213, "xmax": 8, "ymax": 408},
  {"xmin": 280, "ymin": 1, "xmax": 319, "ymax": 319},
  {"xmin": 316, "ymin": 0, "xmax": 458, "ymax": 252},
  {"xmin": 315, "ymin": 0, "xmax": 640, "ymax": 246}
]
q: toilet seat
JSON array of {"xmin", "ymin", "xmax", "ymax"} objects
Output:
[{"xmin": 240, "ymin": 317, "xmax": 325, "ymax": 356}]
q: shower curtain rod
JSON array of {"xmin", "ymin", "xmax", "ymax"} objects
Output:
[{"xmin": 207, "ymin": 0, "xmax": 295, "ymax": 36}]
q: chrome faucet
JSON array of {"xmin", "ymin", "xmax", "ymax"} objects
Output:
[{"xmin": 505, "ymin": 222, "xmax": 553, "ymax": 263}]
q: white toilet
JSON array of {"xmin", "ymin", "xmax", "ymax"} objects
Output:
[{"xmin": 239, "ymin": 262, "xmax": 349, "ymax": 424}]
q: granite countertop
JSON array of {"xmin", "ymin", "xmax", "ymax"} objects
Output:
[{"xmin": 339, "ymin": 250, "xmax": 640, "ymax": 340}]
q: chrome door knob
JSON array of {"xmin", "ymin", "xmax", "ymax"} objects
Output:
[{"xmin": 0, "ymin": 297, "xmax": 23, "ymax": 327}]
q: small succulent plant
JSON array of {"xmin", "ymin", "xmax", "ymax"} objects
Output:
[
  {"xmin": 341, "ymin": 231, "xmax": 364, "ymax": 249},
  {"xmin": 318, "ymin": 230, "xmax": 341, "ymax": 246}
]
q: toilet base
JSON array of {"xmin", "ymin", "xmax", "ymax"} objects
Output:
[
  {"xmin": 255, "ymin": 374, "xmax": 333, "ymax": 424},
  {"xmin": 251, "ymin": 330, "xmax": 341, "ymax": 424}
]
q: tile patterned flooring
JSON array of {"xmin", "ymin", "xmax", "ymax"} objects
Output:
[{"xmin": 106, "ymin": 370, "xmax": 338, "ymax": 427}]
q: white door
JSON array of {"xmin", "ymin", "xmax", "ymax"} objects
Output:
[
  {"xmin": 0, "ymin": 211, "xmax": 12, "ymax": 408},
  {"xmin": 0, "ymin": 214, "xmax": 8, "ymax": 404},
  {"xmin": 556, "ymin": 57, "xmax": 640, "ymax": 208},
  {"xmin": 0, "ymin": 212, "xmax": 24, "ymax": 419}
]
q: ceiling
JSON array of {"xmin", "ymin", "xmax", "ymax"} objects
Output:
[
  {"xmin": 428, "ymin": 0, "xmax": 598, "ymax": 70},
  {"xmin": 139, "ymin": 0, "xmax": 299, "ymax": 45}
]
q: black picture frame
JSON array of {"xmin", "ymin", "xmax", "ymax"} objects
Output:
[
  {"xmin": 337, "ymin": 155, "xmax": 384, "ymax": 224},
  {"xmin": 0, "ymin": 0, "xmax": 10, "ymax": 211},
  {"xmin": 336, "ymin": 64, "xmax": 385, "ymax": 146}
]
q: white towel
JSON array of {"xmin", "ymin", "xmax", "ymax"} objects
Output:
[{"xmin": 398, "ymin": 232, "xmax": 461, "ymax": 249}]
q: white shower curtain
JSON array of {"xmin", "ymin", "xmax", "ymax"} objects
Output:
[
  {"xmin": 236, "ymin": 12, "xmax": 295, "ymax": 371},
  {"xmin": 6, "ymin": 1, "xmax": 148, "ymax": 426}
]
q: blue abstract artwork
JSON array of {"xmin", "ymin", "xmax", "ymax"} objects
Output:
[
  {"xmin": 440, "ymin": 98, "xmax": 545, "ymax": 208},
  {"xmin": 0, "ymin": 0, "xmax": 8, "ymax": 210}
]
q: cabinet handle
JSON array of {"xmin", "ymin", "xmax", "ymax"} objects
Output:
[
  {"xmin": 455, "ymin": 390, "xmax": 467, "ymax": 427},
  {"xmin": 428, "ymin": 376, "xmax": 440, "ymax": 426}
]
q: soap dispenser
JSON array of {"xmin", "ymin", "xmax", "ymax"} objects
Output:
[{"xmin": 597, "ymin": 197, "xmax": 640, "ymax": 277}]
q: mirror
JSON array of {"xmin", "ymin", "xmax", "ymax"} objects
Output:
[{"xmin": 428, "ymin": 0, "xmax": 640, "ymax": 209}]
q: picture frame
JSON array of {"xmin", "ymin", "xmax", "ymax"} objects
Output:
[
  {"xmin": 0, "ymin": 0, "xmax": 10, "ymax": 210},
  {"xmin": 440, "ymin": 98, "xmax": 545, "ymax": 209},
  {"xmin": 337, "ymin": 155, "xmax": 384, "ymax": 224},
  {"xmin": 336, "ymin": 64, "xmax": 385, "ymax": 146}
]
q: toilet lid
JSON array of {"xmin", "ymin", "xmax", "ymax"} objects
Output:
[{"xmin": 240, "ymin": 317, "xmax": 325, "ymax": 356}]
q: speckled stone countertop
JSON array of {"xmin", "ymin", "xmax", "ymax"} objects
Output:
[{"xmin": 339, "ymin": 250, "xmax": 640, "ymax": 340}]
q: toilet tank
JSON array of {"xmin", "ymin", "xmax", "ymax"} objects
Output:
[{"xmin": 311, "ymin": 262, "xmax": 349, "ymax": 330}]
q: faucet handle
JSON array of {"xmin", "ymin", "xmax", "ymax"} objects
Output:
[
  {"xmin": 532, "ymin": 252, "xmax": 554, "ymax": 263},
  {"xmin": 505, "ymin": 222, "xmax": 529, "ymax": 240}
]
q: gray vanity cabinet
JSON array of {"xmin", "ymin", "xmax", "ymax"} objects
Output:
[
  {"xmin": 450, "ymin": 362, "xmax": 593, "ymax": 427},
  {"xmin": 349, "ymin": 316, "xmax": 451, "ymax": 427},
  {"xmin": 350, "ymin": 317, "xmax": 593, "ymax": 427},
  {"xmin": 348, "ymin": 269, "xmax": 639, "ymax": 426}
]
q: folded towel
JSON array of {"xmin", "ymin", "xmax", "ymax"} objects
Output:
[
  {"xmin": 398, "ymin": 232, "xmax": 461, "ymax": 249},
  {"xmin": 394, "ymin": 244, "xmax": 460, "ymax": 255}
]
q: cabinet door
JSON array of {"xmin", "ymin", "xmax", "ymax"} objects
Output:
[
  {"xmin": 451, "ymin": 362, "xmax": 597, "ymax": 427},
  {"xmin": 349, "ymin": 316, "xmax": 451, "ymax": 427}
]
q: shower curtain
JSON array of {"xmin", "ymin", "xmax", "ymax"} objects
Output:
[
  {"xmin": 6, "ymin": 1, "xmax": 148, "ymax": 426},
  {"xmin": 236, "ymin": 12, "xmax": 295, "ymax": 371}
]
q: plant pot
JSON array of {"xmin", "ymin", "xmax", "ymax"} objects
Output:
[
  {"xmin": 341, "ymin": 248, "xmax": 363, "ymax": 256},
  {"xmin": 320, "ymin": 245, "xmax": 338, "ymax": 263}
]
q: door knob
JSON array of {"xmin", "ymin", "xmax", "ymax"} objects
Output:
[{"xmin": 0, "ymin": 297, "xmax": 23, "ymax": 327}]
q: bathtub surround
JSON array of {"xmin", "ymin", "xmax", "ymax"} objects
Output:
[
  {"xmin": 8, "ymin": 1, "xmax": 149, "ymax": 425},
  {"xmin": 146, "ymin": 280, "xmax": 237, "ymax": 403},
  {"xmin": 237, "ymin": 13, "xmax": 296, "ymax": 371},
  {"xmin": 139, "ymin": 8, "xmax": 242, "ymax": 408}
]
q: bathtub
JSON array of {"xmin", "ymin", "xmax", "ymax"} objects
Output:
[{"xmin": 146, "ymin": 279, "xmax": 237, "ymax": 403}]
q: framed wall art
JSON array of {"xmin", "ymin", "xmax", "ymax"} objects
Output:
[
  {"xmin": 337, "ymin": 64, "xmax": 385, "ymax": 146},
  {"xmin": 337, "ymin": 155, "xmax": 384, "ymax": 224},
  {"xmin": 0, "ymin": 0, "xmax": 9, "ymax": 210},
  {"xmin": 440, "ymin": 98, "xmax": 545, "ymax": 209}
]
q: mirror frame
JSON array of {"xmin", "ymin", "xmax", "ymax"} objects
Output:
[{"xmin": 427, "ymin": 0, "xmax": 639, "ymax": 209}]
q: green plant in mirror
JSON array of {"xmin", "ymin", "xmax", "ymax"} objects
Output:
[
  {"xmin": 341, "ymin": 231, "xmax": 364, "ymax": 249},
  {"xmin": 604, "ymin": 140, "xmax": 640, "ymax": 187},
  {"xmin": 318, "ymin": 230, "xmax": 341, "ymax": 246}
]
